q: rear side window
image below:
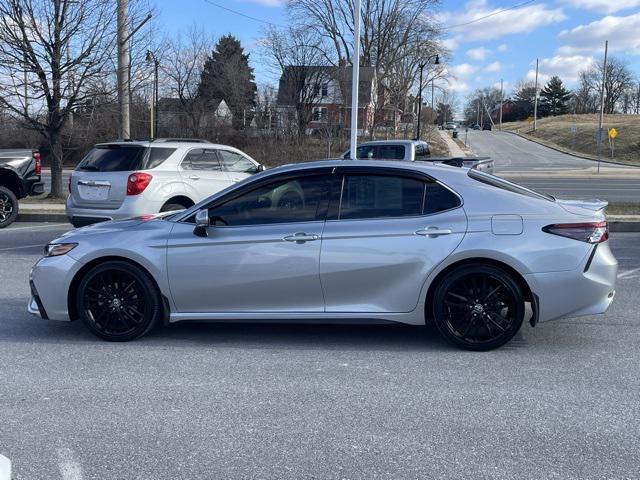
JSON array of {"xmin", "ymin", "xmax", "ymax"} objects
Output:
[
  {"xmin": 424, "ymin": 182, "xmax": 461, "ymax": 214},
  {"xmin": 415, "ymin": 144, "xmax": 430, "ymax": 160},
  {"xmin": 77, "ymin": 145, "xmax": 146, "ymax": 172},
  {"xmin": 339, "ymin": 175, "xmax": 424, "ymax": 220},
  {"xmin": 350, "ymin": 145, "xmax": 406, "ymax": 160},
  {"xmin": 145, "ymin": 147, "xmax": 176, "ymax": 169}
]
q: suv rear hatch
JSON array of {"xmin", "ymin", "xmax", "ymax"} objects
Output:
[{"xmin": 70, "ymin": 144, "xmax": 147, "ymax": 210}]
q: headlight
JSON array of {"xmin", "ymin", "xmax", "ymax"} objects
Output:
[{"xmin": 44, "ymin": 243, "xmax": 78, "ymax": 257}]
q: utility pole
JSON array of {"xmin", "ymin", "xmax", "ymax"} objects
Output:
[
  {"xmin": 117, "ymin": 0, "xmax": 130, "ymax": 140},
  {"xmin": 480, "ymin": 96, "xmax": 484, "ymax": 128},
  {"xmin": 415, "ymin": 63, "xmax": 424, "ymax": 140},
  {"xmin": 533, "ymin": 58, "xmax": 539, "ymax": 132},
  {"xmin": 597, "ymin": 40, "xmax": 608, "ymax": 173},
  {"xmin": 476, "ymin": 99, "xmax": 479, "ymax": 126},
  {"xmin": 499, "ymin": 79, "xmax": 503, "ymax": 131},
  {"xmin": 349, "ymin": 0, "xmax": 362, "ymax": 159}
]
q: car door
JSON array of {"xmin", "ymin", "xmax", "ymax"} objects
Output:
[
  {"xmin": 218, "ymin": 149, "xmax": 260, "ymax": 183},
  {"xmin": 179, "ymin": 148, "xmax": 233, "ymax": 201},
  {"xmin": 320, "ymin": 167, "xmax": 467, "ymax": 313},
  {"xmin": 166, "ymin": 169, "xmax": 335, "ymax": 314}
]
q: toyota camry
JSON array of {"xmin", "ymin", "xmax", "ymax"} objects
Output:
[{"xmin": 28, "ymin": 160, "xmax": 617, "ymax": 350}]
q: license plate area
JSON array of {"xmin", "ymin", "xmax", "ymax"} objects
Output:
[{"xmin": 78, "ymin": 184, "xmax": 110, "ymax": 201}]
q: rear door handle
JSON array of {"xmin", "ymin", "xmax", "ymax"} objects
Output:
[
  {"xmin": 415, "ymin": 227, "xmax": 452, "ymax": 237},
  {"xmin": 189, "ymin": 175, "xmax": 200, "ymax": 180},
  {"xmin": 283, "ymin": 232, "xmax": 320, "ymax": 243}
]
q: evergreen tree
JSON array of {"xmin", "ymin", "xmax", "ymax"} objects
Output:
[
  {"xmin": 198, "ymin": 35, "xmax": 257, "ymax": 129},
  {"xmin": 539, "ymin": 76, "xmax": 571, "ymax": 117}
]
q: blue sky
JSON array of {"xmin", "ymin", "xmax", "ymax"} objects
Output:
[{"xmin": 154, "ymin": 0, "xmax": 640, "ymax": 96}]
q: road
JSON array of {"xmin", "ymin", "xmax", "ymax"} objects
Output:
[
  {"xmin": 466, "ymin": 130, "xmax": 640, "ymax": 202},
  {"xmin": 1, "ymin": 223, "xmax": 640, "ymax": 479}
]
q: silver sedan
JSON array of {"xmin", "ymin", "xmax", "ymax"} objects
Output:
[{"xmin": 28, "ymin": 160, "xmax": 617, "ymax": 350}]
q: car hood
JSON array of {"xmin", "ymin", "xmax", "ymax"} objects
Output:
[{"xmin": 54, "ymin": 213, "xmax": 175, "ymax": 242}]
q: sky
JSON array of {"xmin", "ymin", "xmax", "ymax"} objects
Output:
[{"xmin": 154, "ymin": 0, "xmax": 640, "ymax": 97}]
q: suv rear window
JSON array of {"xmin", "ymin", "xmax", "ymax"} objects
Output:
[
  {"xmin": 468, "ymin": 170, "xmax": 554, "ymax": 201},
  {"xmin": 344, "ymin": 144, "xmax": 406, "ymax": 160},
  {"xmin": 77, "ymin": 145, "xmax": 176, "ymax": 172}
]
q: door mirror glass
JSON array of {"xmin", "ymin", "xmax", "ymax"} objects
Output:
[{"xmin": 193, "ymin": 209, "xmax": 210, "ymax": 237}]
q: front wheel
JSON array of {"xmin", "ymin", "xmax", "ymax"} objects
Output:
[
  {"xmin": 0, "ymin": 186, "xmax": 18, "ymax": 228},
  {"xmin": 432, "ymin": 264, "xmax": 525, "ymax": 351},
  {"xmin": 76, "ymin": 261, "xmax": 162, "ymax": 341}
]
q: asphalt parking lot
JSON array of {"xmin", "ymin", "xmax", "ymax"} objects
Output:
[{"xmin": 1, "ymin": 223, "xmax": 640, "ymax": 479}]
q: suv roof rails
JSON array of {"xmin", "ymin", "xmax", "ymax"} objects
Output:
[{"xmin": 152, "ymin": 138, "xmax": 211, "ymax": 143}]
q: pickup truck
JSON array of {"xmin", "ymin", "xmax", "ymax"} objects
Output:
[{"xmin": 0, "ymin": 149, "xmax": 44, "ymax": 228}]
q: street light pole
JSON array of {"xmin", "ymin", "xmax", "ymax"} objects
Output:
[
  {"xmin": 349, "ymin": 0, "xmax": 362, "ymax": 159},
  {"xmin": 597, "ymin": 39, "xmax": 608, "ymax": 173},
  {"xmin": 146, "ymin": 50, "xmax": 159, "ymax": 139},
  {"xmin": 533, "ymin": 58, "xmax": 539, "ymax": 132},
  {"xmin": 415, "ymin": 54, "xmax": 439, "ymax": 141}
]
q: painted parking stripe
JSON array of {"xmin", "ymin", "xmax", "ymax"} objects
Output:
[
  {"xmin": 0, "ymin": 244, "xmax": 45, "ymax": 252},
  {"xmin": 0, "ymin": 454, "xmax": 10, "ymax": 480},
  {"xmin": 618, "ymin": 267, "xmax": 640, "ymax": 280},
  {"xmin": 57, "ymin": 448, "xmax": 83, "ymax": 480}
]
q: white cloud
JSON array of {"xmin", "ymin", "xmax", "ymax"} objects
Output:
[
  {"xmin": 440, "ymin": 0, "xmax": 567, "ymax": 42},
  {"xmin": 484, "ymin": 61, "xmax": 501, "ymax": 73},
  {"xmin": 524, "ymin": 55, "xmax": 595, "ymax": 85},
  {"xmin": 449, "ymin": 63, "xmax": 479, "ymax": 78},
  {"xmin": 446, "ymin": 78, "xmax": 471, "ymax": 92},
  {"xmin": 466, "ymin": 47, "xmax": 491, "ymax": 60},
  {"xmin": 559, "ymin": 0, "xmax": 640, "ymax": 14},
  {"xmin": 558, "ymin": 12, "xmax": 640, "ymax": 55},
  {"xmin": 440, "ymin": 37, "xmax": 460, "ymax": 52},
  {"xmin": 497, "ymin": 43, "xmax": 508, "ymax": 52}
]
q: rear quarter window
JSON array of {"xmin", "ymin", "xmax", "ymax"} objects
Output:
[{"xmin": 145, "ymin": 147, "xmax": 176, "ymax": 169}]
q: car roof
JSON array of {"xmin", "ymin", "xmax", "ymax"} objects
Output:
[
  {"xmin": 94, "ymin": 140, "xmax": 245, "ymax": 149},
  {"xmin": 355, "ymin": 139, "xmax": 427, "ymax": 146}
]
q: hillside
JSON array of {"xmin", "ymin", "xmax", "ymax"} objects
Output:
[{"xmin": 501, "ymin": 114, "xmax": 640, "ymax": 166}]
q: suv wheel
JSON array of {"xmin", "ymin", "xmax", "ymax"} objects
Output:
[
  {"xmin": 76, "ymin": 261, "xmax": 162, "ymax": 341},
  {"xmin": 0, "ymin": 186, "xmax": 18, "ymax": 228},
  {"xmin": 432, "ymin": 264, "xmax": 525, "ymax": 351},
  {"xmin": 161, "ymin": 201, "xmax": 189, "ymax": 212}
]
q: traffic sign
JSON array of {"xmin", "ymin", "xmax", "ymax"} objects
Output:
[{"xmin": 608, "ymin": 127, "xmax": 618, "ymax": 139}]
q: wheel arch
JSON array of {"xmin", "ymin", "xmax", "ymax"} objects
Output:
[
  {"xmin": 0, "ymin": 167, "xmax": 23, "ymax": 197},
  {"xmin": 424, "ymin": 257, "xmax": 536, "ymax": 325},
  {"xmin": 67, "ymin": 255, "xmax": 169, "ymax": 323},
  {"xmin": 162, "ymin": 195, "xmax": 194, "ymax": 209}
]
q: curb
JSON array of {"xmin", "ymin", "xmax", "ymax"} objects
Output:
[
  {"xmin": 502, "ymin": 130, "xmax": 640, "ymax": 168},
  {"xmin": 610, "ymin": 221, "xmax": 640, "ymax": 233},
  {"xmin": 17, "ymin": 212, "xmax": 69, "ymax": 223}
]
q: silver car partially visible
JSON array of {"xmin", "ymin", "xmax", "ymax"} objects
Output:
[{"xmin": 29, "ymin": 160, "xmax": 617, "ymax": 350}]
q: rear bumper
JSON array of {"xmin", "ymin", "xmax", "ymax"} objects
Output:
[
  {"xmin": 66, "ymin": 196, "xmax": 164, "ymax": 227},
  {"xmin": 525, "ymin": 241, "xmax": 617, "ymax": 322}
]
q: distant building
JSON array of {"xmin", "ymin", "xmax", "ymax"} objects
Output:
[
  {"xmin": 490, "ymin": 99, "xmax": 532, "ymax": 123},
  {"xmin": 158, "ymin": 97, "xmax": 233, "ymax": 135}
]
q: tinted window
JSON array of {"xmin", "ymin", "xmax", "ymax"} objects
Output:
[
  {"xmin": 208, "ymin": 175, "xmax": 332, "ymax": 226},
  {"xmin": 339, "ymin": 175, "xmax": 424, "ymax": 220},
  {"xmin": 182, "ymin": 149, "xmax": 221, "ymax": 171},
  {"xmin": 145, "ymin": 147, "xmax": 176, "ymax": 169},
  {"xmin": 219, "ymin": 150, "xmax": 257, "ymax": 173},
  {"xmin": 415, "ymin": 144, "xmax": 430, "ymax": 160},
  {"xmin": 468, "ymin": 170, "xmax": 554, "ymax": 201},
  {"xmin": 423, "ymin": 182, "xmax": 461, "ymax": 214},
  {"xmin": 346, "ymin": 145, "xmax": 406, "ymax": 160},
  {"xmin": 77, "ymin": 145, "xmax": 146, "ymax": 172}
]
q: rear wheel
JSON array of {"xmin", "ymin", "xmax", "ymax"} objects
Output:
[
  {"xmin": 160, "ymin": 201, "xmax": 189, "ymax": 212},
  {"xmin": 76, "ymin": 261, "xmax": 161, "ymax": 341},
  {"xmin": 432, "ymin": 264, "xmax": 525, "ymax": 351},
  {"xmin": 0, "ymin": 186, "xmax": 18, "ymax": 228}
]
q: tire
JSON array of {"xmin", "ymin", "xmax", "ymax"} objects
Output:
[
  {"xmin": 76, "ymin": 260, "xmax": 162, "ymax": 342},
  {"xmin": 0, "ymin": 186, "xmax": 18, "ymax": 228},
  {"xmin": 160, "ymin": 202, "xmax": 188, "ymax": 212},
  {"xmin": 431, "ymin": 264, "xmax": 525, "ymax": 351}
]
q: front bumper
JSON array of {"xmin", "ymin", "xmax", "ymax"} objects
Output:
[
  {"xmin": 525, "ymin": 241, "xmax": 618, "ymax": 322},
  {"xmin": 28, "ymin": 254, "xmax": 81, "ymax": 321}
]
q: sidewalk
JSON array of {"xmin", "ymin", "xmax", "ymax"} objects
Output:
[{"xmin": 438, "ymin": 130, "xmax": 466, "ymax": 157}]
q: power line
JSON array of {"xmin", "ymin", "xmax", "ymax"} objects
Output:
[
  {"xmin": 443, "ymin": 0, "xmax": 536, "ymax": 30},
  {"xmin": 202, "ymin": 0, "xmax": 284, "ymax": 27}
]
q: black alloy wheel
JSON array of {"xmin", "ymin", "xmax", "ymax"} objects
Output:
[
  {"xmin": 77, "ymin": 261, "xmax": 161, "ymax": 341},
  {"xmin": 0, "ymin": 186, "xmax": 18, "ymax": 228},
  {"xmin": 432, "ymin": 264, "xmax": 525, "ymax": 351}
]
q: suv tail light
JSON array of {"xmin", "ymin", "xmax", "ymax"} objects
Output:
[
  {"xmin": 33, "ymin": 151, "xmax": 41, "ymax": 176},
  {"xmin": 543, "ymin": 221, "xmax": 608, "ymax": 244},
  {"xmin": 127, "ymin": 172, "xmax": 153, "ymax": 195}
]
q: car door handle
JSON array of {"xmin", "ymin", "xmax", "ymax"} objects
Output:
[
  {"xmin": 189, "ymin": 175, "xmax": 200, "ymax": 180},
  {"xmin": 415, "ymin": 227, "xmax": 452, "ymax": 237},
  {"xmin": 283, "ymin": 232, "xmax": 320, "ymax": 243}
]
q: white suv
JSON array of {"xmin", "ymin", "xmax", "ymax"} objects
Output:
[{"xmin": 66, "ymin": 139, "xmax": 264, "ymax": 227}]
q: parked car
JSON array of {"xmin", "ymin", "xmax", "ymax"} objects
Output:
[
  {"xmin": 30, "ymin": 159, "xmax": 617, "ymax": 351},
  {"xmin": 472, "ymin": 124, "xmax": 481, "ymax": 130},
  {"xmin": 482, "ymin": 123, "xmax": 492, "ymax": 131},
  {"xmin": 66, "ymin": 139, "xmax": 264, "ymax": 228},
  {"xmin": 0, "ymin": 149, "xmax": 44, "ymax": 228},
  {"xmin": 342, "ymin": 140, "xmax": 430, "ymax": 161},
  {"xmin": 444, "ymin": 122, "xmax": 457, "ymax": 130}
]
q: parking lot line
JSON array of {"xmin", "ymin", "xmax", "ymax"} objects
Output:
[
  {"xmin": 0, "ymin": 244, "xmax": 44, "ymax": 252},
  {"xmin": 618, "ymin": 267, "xmax": 640, "ymax": 280},
  {"xmin": 57, "ymin": 448, "xmax": 83, "ymax": 480}
]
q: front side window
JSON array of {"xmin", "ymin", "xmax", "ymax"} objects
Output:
[
  {"xmin": 182, "ymin": 149, "xmax": 222, "ymax": 171},
  {"xmin": 219, "ymin": 150, "xmax": 257, "ymax": 173},
  {"xmin": 339, "ymin": 175, "xmax": 424, "ymax": 220},
  {"xmin": 208, "ymin": 175, "xmax": 333, "ymax": 226}
]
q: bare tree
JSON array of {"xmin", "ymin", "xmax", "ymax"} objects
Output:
[
  {"xmin": 162, "ymin": 27, "xmax": 210, "ymax": 137},
  {"xmin": 583, "ymin": 56, "xmax": 635, "ymax": 114},
  {"xmin": 0, "ymin": 0, "xmax": 116, "ymax": 197}
]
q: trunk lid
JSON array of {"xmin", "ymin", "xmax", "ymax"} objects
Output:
[
  {"xmin": 70, "ymin": 144, "xmax": 148, "ymax": 210},
  {"xmin": 556, "ymin": 198, "xmax": 608, "ymax": 218}
]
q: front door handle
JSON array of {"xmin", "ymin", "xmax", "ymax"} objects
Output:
[
  {"xmin": 189, "ymin": 175, "xmax": 200, "ymax": 180},
  {"xmin": 415, "ymin": 227, "xmax": 452, "ymax": 237},
  {"xmin": 283, "ymin": 232, "xmax": 320, "ymax": 243}
]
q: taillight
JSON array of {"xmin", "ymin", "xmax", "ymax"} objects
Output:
[
  {"xmin": 543, "ymin": 221, "xmax": 608, "ymax": 244},
  {"xmin": 33, "ymin": 151, "xmax": 41, "ymax": 176},
  {"xmin": 127, "ymin": 172, "xmax": 153, "ymax": 195}
]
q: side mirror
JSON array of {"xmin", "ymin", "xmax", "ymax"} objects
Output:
[
  {"xmin": 193, "ymin": 209, "xmax": 209, "ymax": 237},
  {"xmin": 257, "ymin": 164, "xmax": 266, "ymax": 172}
]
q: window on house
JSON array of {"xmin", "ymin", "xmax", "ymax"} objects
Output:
[
  {"xmin": 312, "ymin": 107, "xmax": 328, "ymax": 123},
  {"xmin": 321, "ymin": 83, "xmax": 328, "ymax": 97}
]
